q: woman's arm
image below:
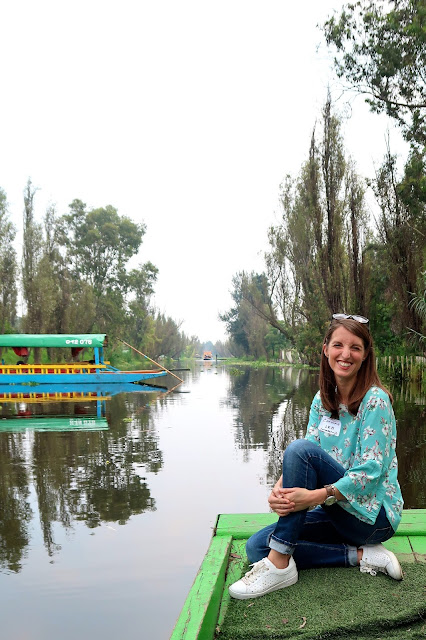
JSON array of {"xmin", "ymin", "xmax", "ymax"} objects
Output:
[
  {"xmin": 268, "ymin": 478, "xmax": 344, "ymax": 515},
  {"xmin": 333, "ymin": 388, "xmax": 397, "ymax": 523}
]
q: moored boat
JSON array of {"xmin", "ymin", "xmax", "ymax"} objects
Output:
[
  {"xmin": 0, "ymin": 381, "xmax": 164, "ymax": 400},
  {"xmin": 0, "ymin": 334, "xmax": 167, "ymax": 385}
]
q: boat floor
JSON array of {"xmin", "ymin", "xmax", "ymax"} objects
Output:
[{"xmin": 171, "ymin": 511, "xmax": 426, "ymax": 640}]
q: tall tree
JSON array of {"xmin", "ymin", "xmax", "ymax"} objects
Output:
[
  {"xmin": 220, "ymin": 272, "xmax": 275, "ymax": 359},
  {"xmin": 145, "ymin": 313, "xmax": 186, "ymax": 360},
  {"xmin": 321, "ymin": 96, "xmax": 347, "ymax": 313},
  {"xmin": 265, "ymin": 97, "xmax": 368, "ymax": 363},
  {"xmin": 126, "ymin": 262, "xmax": 158, "ymax": 348},
  {"xmin": 0, "ymin": 188, "xmax": 17, "ymax": 335},
  {"xmin": 345, "ymin": 160, "xmax": 368, "ymax": 313},
  {"xmin": 22, "ymin": 179, "xmax": 44, "ymax": 338}
]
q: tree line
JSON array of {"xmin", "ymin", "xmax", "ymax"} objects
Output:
[
  {"xmin": 221, "ymin": 0, "xmax": 425, "ymax": 364},
  {"xmin": 0, "ymin": 183, "xmax": 204, "ymax": 361}
]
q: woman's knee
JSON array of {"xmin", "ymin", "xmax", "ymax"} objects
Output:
[{"xmin": 284, "ymin": 438, "xmax": 318, "ymax": 459}]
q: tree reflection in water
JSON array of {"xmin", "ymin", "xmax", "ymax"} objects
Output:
[
  {"xmin": 0, "ymin": 388, "xmax": 165, "ymax": 572},
  {"xmin": 225, "ymin": 366, "xmax": 425, "ymax": 507},
  {"xmin": 0, "ymin": 434, "xmax": 32, "ymax": 572},
  {"xmin": 225, "ymin": 366, "xmax": 318, "ymax": 481}
]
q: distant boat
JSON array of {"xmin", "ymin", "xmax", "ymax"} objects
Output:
[
  {"xmin": 203, "ymin": 351, "xmax": 213, "ymax": 361},
  {"xmin": 0, "ymin": 334, "xmax": 167, "ymax": 385}
]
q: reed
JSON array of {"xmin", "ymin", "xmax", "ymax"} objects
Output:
[{"xmin": 377, "ymin": 354, "xmax": 426, "ymax": 383}]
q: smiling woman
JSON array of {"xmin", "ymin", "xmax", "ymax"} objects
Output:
[
  {"xmin": 320, "ymin": 315, "xmax": 391, "ymax": 418},
  {"xmin": 323, "ymin": 325, "xmax": 366, "ymax": 398},
  {"xmin": 229, "ymin": 314, "xmax": 403, "ymax": 600}
]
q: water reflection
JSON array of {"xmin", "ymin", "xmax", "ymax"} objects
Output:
[
  {"xmin": 0, "ymin": 368, "xmax": 423, "ymax": 578},
  {"xmin": 0, "ymin": 384, "xmax": 167, "ymax": 573},
  {"xmin": 226, "ymin": 366, "xmax": 425, "ymax": 509},
  {"xmin": 224, "ymin": 367, "xmax": 313, "ymax": 449}
]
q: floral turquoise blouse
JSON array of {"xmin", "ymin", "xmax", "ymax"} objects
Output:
[{"xmin": 305, "ymin": 386, "xmax": 403, "ymax": 530}]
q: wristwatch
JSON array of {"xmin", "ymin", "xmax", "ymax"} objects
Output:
[{"xmin": 323, "ymin": 484, "xmax": 337, "ymax": 506}]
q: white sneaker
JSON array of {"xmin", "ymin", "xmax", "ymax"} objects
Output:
[
  {"xmin": 228, "ymin": 556, "xmax": 298, "ymax": 600},
  {"xmin": 360, "ymin": 544, "xmax": 403, "ymax": 580}
]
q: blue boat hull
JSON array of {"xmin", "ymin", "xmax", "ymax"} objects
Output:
[
  {"xmin": 0, "ymin": 382, "xmax": 166, "ymax": 396},
  {"xmin": 0, "ymin": 371, "xmax": 167, "ymax": 384}
]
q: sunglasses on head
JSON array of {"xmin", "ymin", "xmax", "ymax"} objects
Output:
[{"xmin": 332, "ymin": 313, "xmax": 369, "ymax": 324}]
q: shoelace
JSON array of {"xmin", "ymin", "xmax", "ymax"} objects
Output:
[
  {"xmin": 241, "ymin": 560, "xmax": 268, "ymax": 584},
  {"xmin": 360, "ymin": 550, "xmax": 389, "ymax": 577}
]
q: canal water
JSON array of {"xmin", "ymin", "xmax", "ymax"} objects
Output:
[{"xmin": 0, "ymin": 363, "xmax": 424, "ymax": 639}]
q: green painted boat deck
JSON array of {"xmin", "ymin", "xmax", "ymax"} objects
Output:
[{"xmin": 170, "ymin": 511, "xmax": 426, "ymax": 640}]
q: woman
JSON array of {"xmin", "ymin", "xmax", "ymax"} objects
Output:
[{"xmin": 229, "ymin": 314, "xmax": 404, "ymax": 600}]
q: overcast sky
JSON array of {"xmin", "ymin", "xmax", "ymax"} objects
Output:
[{"xmin": 0, "ymin": 1, "xmax": 406, "ymax": 342}]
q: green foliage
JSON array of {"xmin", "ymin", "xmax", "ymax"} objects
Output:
[
  {"xmin": 408, "ymin": 271, "xmax": 426, "ymax": 349},
  {"xmin": 220, "ymin": 272, "xmax": 274, "ymax": 359},
  {"xmin": 228, "ymin": 367, "xmax": 244, "ymax": 376},
  {"xmin": 295, "ymin": 323, "xmax": 325, "ymax": 367},
  {"xmin": 369, "ymin": 146, "xmax": 425, "ymax": 336},
  {"xmin": 324, "ymin": 0, "xmax": 426, "ymax": 146},
  {"xmin": 59, "ymin": 200, "xmax": 145, "ymax": 296},
  {"xmin": 264, "ymin": 327, "xmax": 290, "ymax": 360}
]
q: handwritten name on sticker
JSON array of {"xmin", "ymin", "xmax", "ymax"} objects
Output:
[{"xmin": 318, "ymin": 416, "xmax": 341, "ymax": 437}]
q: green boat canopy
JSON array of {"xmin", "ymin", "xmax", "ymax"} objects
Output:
[{"xmin": 0, "ymin": 334, "xmax": 107, "ymax": 348}]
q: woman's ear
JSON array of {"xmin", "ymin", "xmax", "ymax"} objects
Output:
[{"xmin": 323, "ymin": 343, "xmax": 329, "ymax": 358}]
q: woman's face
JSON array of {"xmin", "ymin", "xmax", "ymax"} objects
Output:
[{"xmin": 323, "ymin": 325, "xmax": 366, "ymax": 384}]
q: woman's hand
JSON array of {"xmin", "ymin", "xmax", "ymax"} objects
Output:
[
  {"xmin": 268, "ymin": 486, "xmax": 296, "ymax": 516},
  {"xmin": 280, "ymin": 487, "xmax": 319, "ymax": 512},
  {"xmin": 269, "ymin": 485, "xmax": 324, "ymax": 515}
]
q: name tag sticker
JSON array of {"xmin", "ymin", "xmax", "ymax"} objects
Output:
[{"xmin": 318, "ymin": 416, "xmax": 341, "ymax": 437}]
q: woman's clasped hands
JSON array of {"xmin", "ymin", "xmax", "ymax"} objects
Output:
[{"xmin": 268, "ymin": 484, "xmax": 315, "ymax": 516}]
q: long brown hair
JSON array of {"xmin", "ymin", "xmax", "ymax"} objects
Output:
[{"xmin": 319, "ymin": 317, "xmax": 392, "ymax": 416}]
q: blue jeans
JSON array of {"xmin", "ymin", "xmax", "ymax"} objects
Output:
[{"xmin": 246, "ymin": 439, "xmax": 395, "ymax": 569}]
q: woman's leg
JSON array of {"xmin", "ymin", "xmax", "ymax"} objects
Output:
[
  {"xmin": 246, "ymin": 506, "xmax": 359, "ymax": 568},
  {"xmin": 246, "ymin": 503, "xmax": 395, "ymax": 569},
  {"xmin": 229, "ymin": 440, "xmax": 399, "ymax": 599},
  {"xmin": 268, "ymin": 439, "xmax": 347, "ymax": 556}
]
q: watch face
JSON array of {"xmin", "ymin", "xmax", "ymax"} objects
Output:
[{"xmin": 324, "ymin": 496, "xmax": 337, "ymax": 506}]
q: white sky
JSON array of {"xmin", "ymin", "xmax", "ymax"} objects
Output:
[{"xmin": 0, "ymin": 0, "xmax": 407, "ymax": 342}]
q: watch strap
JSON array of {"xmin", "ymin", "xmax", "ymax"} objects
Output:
[{"xmin": 324, "ymin": 484, "xmax": 336, "ymax": 499}]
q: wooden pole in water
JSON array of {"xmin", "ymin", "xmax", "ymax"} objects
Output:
[{"xmin": 118, "ymin": 338, "xmax": 184, "ymax": 383}]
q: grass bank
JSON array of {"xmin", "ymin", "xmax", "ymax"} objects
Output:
[{"xmin": 220, "ymin": 358, "xmax": 314, "ymax": 370}]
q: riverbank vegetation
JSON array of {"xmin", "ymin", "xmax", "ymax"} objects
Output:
[
  {"xmin": 0, "ymin": 186, "xmax": 207, "ymax": 360},
  {"xmin": 220, "ymin": 0, "xmax": 425, "ymax": 374}
]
